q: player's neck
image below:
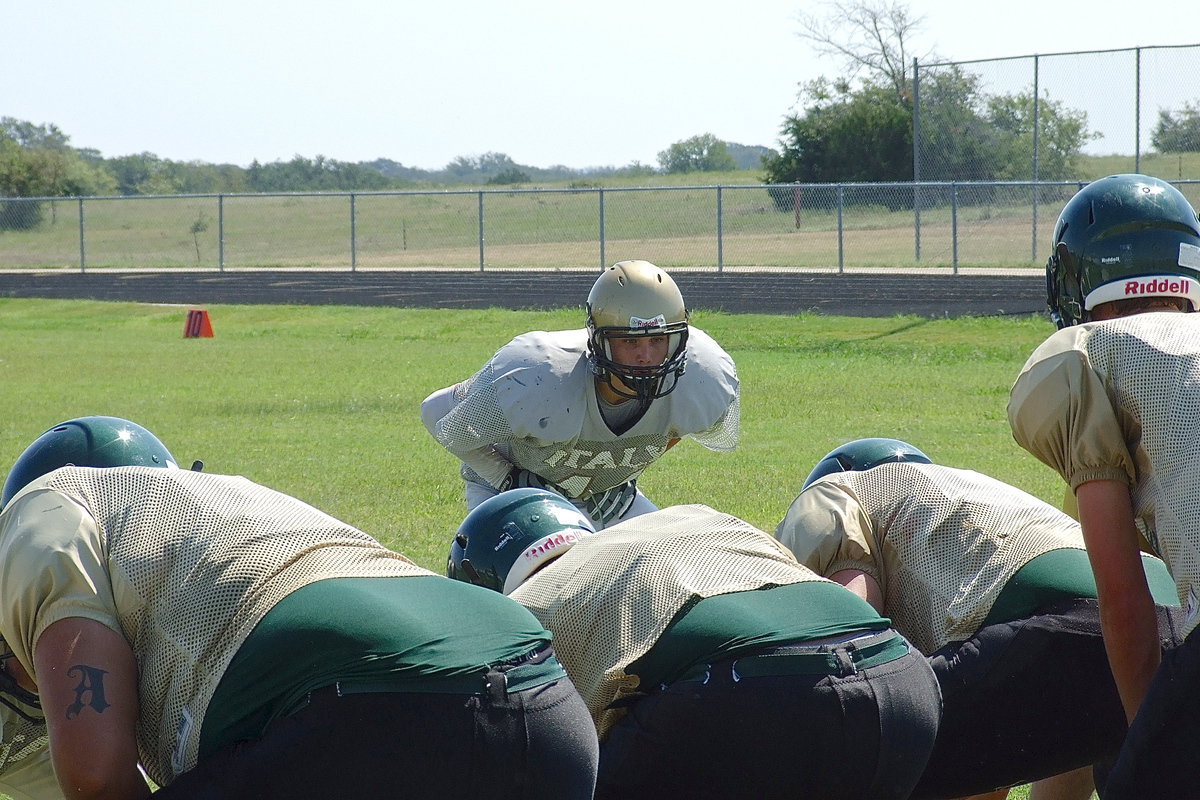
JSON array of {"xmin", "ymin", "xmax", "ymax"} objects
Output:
[{"xmin": 595, "ymin": 377, "xmax": 633, "ymax": 406}]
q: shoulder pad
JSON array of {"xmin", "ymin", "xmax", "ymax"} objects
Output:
[{"xmin": 493, "ymin": 330, "xmax": 592, "ymax": 440}]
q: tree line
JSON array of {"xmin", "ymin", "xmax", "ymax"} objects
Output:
[{"xmin": 0, "ymin": 119, "xmax": 779, "ymax": 230}]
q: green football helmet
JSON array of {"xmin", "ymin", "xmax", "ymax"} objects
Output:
[
  {"xmin": 2, "ymin": 416, "xmax": 179, "ymax": 507},
  {"xmin": 1047, "ymin": 174, "xmax": 1200, "ymax": 328},
  {"xmin": 586, "ymin": 260, "xmax": 690, "ymax": 404},
  {"xmin": 803, "ymin": 437, "xmax": 932, "ymax": 489},
  {"xmin": 448, "ymin": 488, "xmax": 596, "ymax": 594}
]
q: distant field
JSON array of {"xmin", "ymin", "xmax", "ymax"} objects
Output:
[
  {"xmin": 2, "ymin": 156, "xmax": 1196, "ymax": 277},
  {"xmin": 0, "ymin": 185, "xmax": 1061, "ymax": 272}
]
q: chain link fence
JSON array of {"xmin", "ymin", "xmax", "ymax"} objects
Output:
[
  {"xmin": 11, "ymin": 180, "xmax": 1199, "ymax": 274},
  {"xmin": 915, "ymin": 44, "xmax": 1200, "ymax": 183}
]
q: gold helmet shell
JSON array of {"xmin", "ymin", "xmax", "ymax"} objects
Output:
[{"xmin": 586, "ymin": 260, "xmax": 689, "ymax": 403}]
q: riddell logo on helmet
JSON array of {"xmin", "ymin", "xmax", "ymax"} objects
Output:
[
  {"xmin": 520, "ymin": 531, "xmax": 579, "ymax": 563},
  {"xmin": 1124, "ymin": 278, "xmax": 1196, "ymax": 296},
  {"xmin": 629, "ymin": 314, "xmax": 667, "ymax": 330}
]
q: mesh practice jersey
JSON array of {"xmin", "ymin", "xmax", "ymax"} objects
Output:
[
  {"xmin": 0, "ymin": 466, "xmax": 432, "ymax": 786},
  {"xmin": 1010, "ymin": 311, "xmax": 1200, "ymax": 634},
  {"xmin": 0, "ymin": 706, "xmax": 52, "ymax": 800},
  {"xmin": 775, "ymin": 463, "xmax": 1087, "ymax": 653},
  {"xmin": 428, "ymin": 327, "xmax": 739, "ymax": 500},
  {"xmin": 510, "ymin": 504, "xmax": 826, "ymax": 739}
]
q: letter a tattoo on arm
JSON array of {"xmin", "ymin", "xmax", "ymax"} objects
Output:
[{"xmin": 65, "ymin": 664, "xmax": 110, "ymax": 718}]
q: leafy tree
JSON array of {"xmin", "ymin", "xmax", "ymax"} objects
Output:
[
  {"xmin": 657, "ymin": 134, "xmax": 737, "ymax": 174},
  {"xmin": 913, "ymin": 65, "xmax": 1001, "ymax": 181},
  {"xmin": 985, "ymin": 90, "xmax": 1097, "ymax": 180},
  {"xmin": 763, "ymin": 78, "xmax": 912, "ymax": 196},
  {"xmin": 485, "ymin": 168, "xmax": 532, "ymax": 185},
  {"xmin": 1152, "ymin": 102, "xmax": 1200, "ymax": 152},
  {"xmin": 0, "ymin": 118, "xmax": 72, "ymax": 150},
  {"xmin": 724, "ymin": 142, "xmax": 778, "ymax": 170},
  {"xmin": 769, "ymin": 0, "xmax": 1096, "ymax": 204},
  {"xmin": 0, "ymin": 120, "xmax": 116, "ymax": 229},
  {"xmin": 445, "ymin": 152, "xmax": 521, "ymax": 181},
  {"xmin": 244, "ymin": 155, "xmax": 390, "ymax": 192},
  {"xmin": 108, "ymin": 152, "xmax": 178, "ymax": 195}
]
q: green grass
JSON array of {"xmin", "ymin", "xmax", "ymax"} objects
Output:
[
  {"xmin": 0, "ymin": 298, "xmax": 1063, "ymax": 568},
  {"xmin": 0, "ymin": 298, "xmax": 1092, "ymax": 796}
]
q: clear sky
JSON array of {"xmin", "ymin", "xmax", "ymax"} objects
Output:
[{"xmin": 5, "ymin": 0, "xmax": 1197, "ymax": 170}]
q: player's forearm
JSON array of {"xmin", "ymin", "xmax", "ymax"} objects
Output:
[
  {"xmin": 1097, "ymin": 590, "xmax": 1160, "ymax": 723},
  {"xmin": 457, "ymin": 447, "xmax": 517, "ymax": 489},
  {"xmin": 1076, "ymin": 479, "xmax": 1161, "ymax": 723}
]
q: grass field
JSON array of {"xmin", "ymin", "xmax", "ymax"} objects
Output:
[
  {"xmin": 0, "ymin": 298, "xmax": 1065, "ymax": 565},
  {"xmin": 0, "ymin": 298, "xmax": 1092, "ymax": 797}
]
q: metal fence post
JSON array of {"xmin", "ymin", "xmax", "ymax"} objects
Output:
[
  {"xmin": 350, "ymin": 193, "xmax": 357, "ymax": 272},
  {"xmin": 912, "ymin": 57, "xmax": 922, "ymax": 263},
  {"xmin": 1135, "ymin": 47, "xmax": 1142, "ymax": 173},
  {"xmin": 952, "ymin": 182, "xmax": 959, "ymax": 275},
  {"xmin": 598, "ymin": 188, "xmax": 606, "ymax": 271},
  {"xmin": 716, "ymin": 185, "xmax": 724, "ymax": 274},
  {"xmin": 477, "ymin": 191, "xmax": 485, "ymax": 272},
  {"xmin": 218, "ymin": 194, "xmax": 225, "ymax": 272},
  {"xmin": 914, "ymin": 183, "xmax": 921, "ymax": 262},
  {"xmin": 1032, "ymin": 57, "xmax": 1041, "ymax": 263},
  {"xmin": 837, "ymin": 185, "xmax": 845, "ymax": 274},
  {"xmin": 77, "ymin": 197, "xmax": 86, "ymax": 273}
]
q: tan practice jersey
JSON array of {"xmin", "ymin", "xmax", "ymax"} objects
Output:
[
  {"xmin": 427, "ymin": 327, "xmax": 739, "ymax": 500},
  {"xmin": 775, "ymin": 462, "xmax": 1087, "ymax": 653},
  {"xmin": 0, "ymin": 706, "xmax": 54, "ymax": 800},
  {"xmin": 1010, "ymin": 311, "xmax": 1200, "ymax": 634},
  {"xmin": 510, "ymin": 504, "xmax": 825, "ymax": 739},
  {"xmin": 0, "ymin": 466, "xmax": 431, "ymax": 786}
]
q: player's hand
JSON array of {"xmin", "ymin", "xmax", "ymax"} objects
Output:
[{"xmin": 583, "ymin": 481, "xmax": 637, "ymax": 526}]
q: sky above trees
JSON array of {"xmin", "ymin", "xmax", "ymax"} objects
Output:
[{"xmin": 4, "ymin": 0, "xmax": 1197, "ymax": 170}]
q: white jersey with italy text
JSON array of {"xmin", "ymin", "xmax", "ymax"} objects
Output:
[{"xmin": 428, "ymin": 327, "xmax": 739, "ymax": 501}]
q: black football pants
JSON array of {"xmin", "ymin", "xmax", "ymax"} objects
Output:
[{"xmin": 154, "ymin": 673, "xmax": 599, "ymax": 799}]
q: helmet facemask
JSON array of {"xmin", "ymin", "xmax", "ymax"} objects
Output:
[
  {"xmin": 587, "ymin": 320, "xmax": 689, "ymax": 405},
  {"xmin": 585, "ymin": 260, "xmax": 690, "ymax": 407}
]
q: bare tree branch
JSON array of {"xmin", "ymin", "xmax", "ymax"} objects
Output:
[{"xmin": 796, "ymin": 0, "xmax": 934, "ymax": 104}]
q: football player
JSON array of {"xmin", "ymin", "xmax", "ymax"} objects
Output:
[
  {"xmin": 448, "ymin": 488, "xmax": 942, "ymax": 800},
  {"xmin": 1009, "ymin": 173, "xmax": 1200, "ymax": 798},
  {"xmin": 0, "ymin": 416, "xmax": 598, "ymax": 799},
  {"xmin": 776, "ymin": 437, "xmax": 1183, "ymax": 800},
  {"xmin": 421, "ymin": 260, "xmax": 739, "ymax": 528}
]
